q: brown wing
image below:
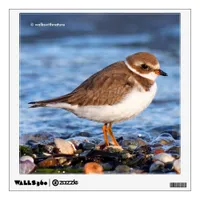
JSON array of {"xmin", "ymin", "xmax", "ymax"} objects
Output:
[{"xmin": 29, "ymin": 61, "xmax": 135, "ymax": 107}]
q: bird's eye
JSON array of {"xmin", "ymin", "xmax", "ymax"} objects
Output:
[{"xmin": 141, "ymin": 64, "xmax": 149, "ymax": 70}]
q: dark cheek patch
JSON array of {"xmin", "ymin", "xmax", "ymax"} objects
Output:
[{"xmin": 131, "ymin": 65, "xmax": 154, "ymax": 74}]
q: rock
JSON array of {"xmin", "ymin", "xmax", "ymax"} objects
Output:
[
  {"xmin": 104, "ymin": 146, "xmax": 123, "ymax": 153},
  {"xmin": 32, "ymin": 154, "xmax": 37, "ymax": 159},
  {"xmin": 136, "ymin": 138, "xmax": 147, "ymax": 146},
  {"xmin": 84, "ymin": 162, "xmax": 103, "ymax": 174},
  {"xmin": 20, "ymin": 133, "xmax": 53, "ymax": 145},
  {"xmin": 42, "ymin": 152, "xmax": 52, "ymax": 157},
  {"xmin": 152, "ymin": 134, "xmax": 175, "ymax": 146},
  {"xmin": 19, "ymin": 160, "xmax": 36, "ymax": 174},
  {"xmin": 131, "ymin": 169, "xmax": 145, "ymax": 174},
  {"xmin": 166, "ymin": 146, "xmax": 180, "ymax": 154},
  {"xmin": 101, "ymin": 162, "xmax": 113, "ymax": 171},
  {"xmin": 56, "ymin": 157, "xmax": 67, "ymax": 165},
  {"xmin": 135, "ymin": 145, "xmax": 151, "ymax": 154},
  {"xmin": 79, "ymin": 142, "xmax": 96, "ymax": 150},
  {"xmin": 137, "ymin": 131, "xmax": 151, "ymax": 142},
  {"xmin": 122, "ymin": 138, "xmax": 147, "ymax": 149},
  {"xmin": 173, "ymin": 159, "xmax": 181, "ymax": 174},
  {"xmin": 122, "ymin": 152, "xmax": 132, "ymax": 159},
  {"xmin": 43, "ymin": 145, "xmax": 54, "ymax": 154},
  {"xmin": 54, "ymin": 138, "xmax": 76, "ymax": 155},
  {"xmin": 38, "ymin": 157, "xmax": 59, "ymax": 167},
  {"xmin": 19, "ymin": 145, "xmax": 33, "ymax": 156},
  {"xmin": 149, "ymin": 161, "xmax": 165, "ymax": 173},
  {"xmin": 154, "ymin": 148, "xmax": 165, "ymax": 154},
  {"xmin": 161, "ymin": 129, "xmax": 180, "ymax": 140},
  {"xmin": 109, "ymin": 137, "xmax": 124, "ymax": 146},
  {"xmin": 121, "ymin": 152, "xmax": 132, "ymax": 159},
  {"xmin": 128, "ymin": 144, "xmax": 138, "ymax": 151},
  {"xmin": 75, "ymin": 149, "xmax": 83, "ymax": 154},
  {"xmin": 153, "ymin": 153, "xmax": 175, "ymax": 163},
  {"xmin": 165, "ymin": 162, "xmax": 174, "ymax": 171},
  {"xmin": 20, "ymin": 155, "xmax": 34, "ymax": 163},
  {"xmin": 125, "ymin": 156, "xmax": 144, "ymax": 167},
  {"xmin": 68, "ymin": 136, "xmax": 100, "ymax": 146},
  {"xmin": 26, "ymin": 140, "xmax": 38, "ymax": 147},
  {"xmin": 79, "ymin": 150, "xmax": 91, "ymax": 157},
  {"xmin": 115, "ymin": 165, "xmax": 131, "ymax": 173},
  {"xmin": 172, "ymin": 154, "xmax": 180, "ymax": 159}
]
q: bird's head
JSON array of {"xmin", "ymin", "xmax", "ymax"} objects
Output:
[{"xmin": 125, "ymin": 52, "xmax": 168, "ymax": 81}]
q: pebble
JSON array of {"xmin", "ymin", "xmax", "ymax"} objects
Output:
[
  {"xmin": 38, "ymin": 157, "xmax": 58, "ymax": 167},
  {"xmin": 136, "ymin": 138, "xmax": 147, "ymax": 146},
  {"xmin": 166, "ymin": 146, "xmax": 180, "ymax": 154},
  {"xmin": 20, "ymin": 155, "xmax": 34, "ymax": 163},
  {"xmin": 149, "ymin": 161, "xmax": 165, "ymax": 173},
  {"xmin": 115, "ymin": 165, "xmax": 131, "ymax": 173},
  {"xmin": 43, "ymin": 145, "xmax": 54, "ymax": 154},
  {"xmin": 104, "ymin": 146, "xmax": 123, "ymax": 153},
  {"xmin": 57, "ymin": 157, "xmax": 67, "ymax": 165},
  {"xmin": 131, "ymin": 169, "xmax": 145, "ymax": 174},
  {"xmin": 152, "ymin": 134, "xmax": 175, "ymax": 146},
  {"xmin": 69, "ymin": 136, "xmax": 100, "ymax": 146},
  {"xmin": 173, "ymin": 159, "xmax": 181, "ymax": 174},
  {"xmin": 42, "ymin": 152, "xmax": 52, "ymax": 157},
  {"xmin": 165, "ymin": 162, "xmax": 174, "ymax": 171},
  {"xmin": 21, "ymin": 133, "xmax": 52, "ymax": 145},
  {"xmin": 54, "ymin": 138, "xmax": 76, "ymax": 155},
  {"xmin": 161, "ymin": 129, "xmax": 180, "ymax": 140},
  {"xmin": 80, "ymin": 142, "xmax": 96, "ymax": 150},
  {"xmin": 135, "ymin": 145, "xmax": 151, "ymax": 154},
  {"xmin": 84, "ymin": 162, "xmax": 103, "ymax": 174},
  {"xmin": 127, "ymin": 144, "xmax": 138, "ymax": 151},
  {"xmin": 101, "ymin": 162, "xmax": 113, "ymax": 171},
  {"xmin": 121, "ymin": 152, "xmax": 132, "ymax": 159},
  {"xmin": 154, "ymin": 148, "xmax": 165, "ymax": 154},
  {"xmin": 26, "ymin": 140, "xmax": 38, "ymax": 147},
  {"xmin": 137, "ymin": 131, "xmax": 151, "ymax": 141},
  {"xmin": 122, "ymin": 138, "xmax": 147, "ymax": 149},
  {"xmin": 153, "ymin": 153, "xmax": 175, "ymax": 163},
  {"xmin": 19, "ymin": 160, "xmax": 36, "ymax": 174},
  {"xmin": 79, "ymin": 150, "xmax": 91, "ymax": 157}
]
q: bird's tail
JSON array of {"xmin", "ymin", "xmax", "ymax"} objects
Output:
[
  {"xmin": 28, "ymin": 93, "xmax": 72, "ymax": 108},
  {"xmin": 28, "ymin": 101, "xmax": 48, "ymax": 108}
]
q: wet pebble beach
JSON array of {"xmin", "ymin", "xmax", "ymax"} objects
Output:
[{"xmin": 19, "ymin": 125, "xmax": 180, "ymax": 174}]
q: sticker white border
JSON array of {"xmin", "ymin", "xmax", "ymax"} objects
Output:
[{"xmin": 9, "ymin": 9, "xmax": 191, "ymax": 191}]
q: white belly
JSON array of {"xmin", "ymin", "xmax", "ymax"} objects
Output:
[
  {"xmin": 47, "ymin": 83, "xmax": 157, "ymax": 123},
  {"xmin": 68, "ymin": 83, "xmax": 157, "ymax": 123}
]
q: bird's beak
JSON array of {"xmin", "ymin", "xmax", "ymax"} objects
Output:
[{"xmin": 154, "ymin": 69, "xmax": 168, "ymax": 76}]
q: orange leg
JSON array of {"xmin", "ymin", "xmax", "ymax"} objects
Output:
[
  {"xmin": 102, "ymin": 123, "xmax": 109, "ymax": 146},
  {"xmin": 107, "ymin": 123, "xmax": 120, "ymax": 146}
]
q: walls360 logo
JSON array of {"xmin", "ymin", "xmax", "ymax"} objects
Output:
[{"xmin": 14, "ymin": 180, "xmax": 48, "ymax": 186}]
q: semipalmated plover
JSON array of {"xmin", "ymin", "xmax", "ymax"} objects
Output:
[{"xmin": 29, "ymin": 52, "xmax": 167, "ymax": 146}]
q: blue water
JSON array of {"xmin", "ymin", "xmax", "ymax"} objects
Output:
[{"xmin": 19, "ymin": 13, "xmax": 180, "ymax": 143}]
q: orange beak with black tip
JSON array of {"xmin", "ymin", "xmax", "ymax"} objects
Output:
[{"xmin": 154, "ymin": 69, "xmax": 168, "ymax": 76}]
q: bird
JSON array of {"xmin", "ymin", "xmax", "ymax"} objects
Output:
[{"xmin": 29, "ymin": 52, "xmax": 167, "ymax": 146}]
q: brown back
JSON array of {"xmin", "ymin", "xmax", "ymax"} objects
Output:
[{"xmin": 35, "ymin": 61, "xmax": 154, "ymax": 106}]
